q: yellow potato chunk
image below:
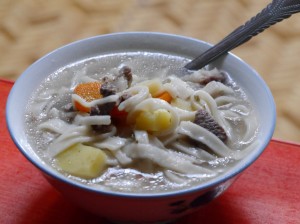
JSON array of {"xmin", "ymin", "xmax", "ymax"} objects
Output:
[
  {"xmin": 171, "ymin": 97, "xmax": 192, "ymax": 111},
  {"xmin": 56, "ymin": 143, "xmax": 107, "ymax": 179},
  {"xmin": 139, "ymin": 79, "xmax": 163, "ymax": 97},
  {"xmin": 135, "ymin": 109, "xmax": 172, "ymax": 132}
]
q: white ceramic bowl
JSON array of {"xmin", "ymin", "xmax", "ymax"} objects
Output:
[{"xmin": 6, "ymin": 32, "xmax": 276, "ymax": 223}]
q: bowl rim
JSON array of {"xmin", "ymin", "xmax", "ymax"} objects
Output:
[{"xmin": 6, "ymin": 31, "xmax": 276, "ymax": 199}]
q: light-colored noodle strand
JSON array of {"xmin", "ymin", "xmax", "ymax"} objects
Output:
[{"xmin": 177, "ymin": 121, "xmax": 233, "ymax": 157}]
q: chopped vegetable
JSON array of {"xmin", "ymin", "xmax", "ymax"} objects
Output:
[
  {"xmin": 56, "ymin": 143, "xmax": 107, "ymax": 179},
  {"xmin": 110, "ymin": 106, "xmax": 128, "ymax": 118},
  {"xmin": 110, "ymin": 106, "xmax": 128, "ymax": 125},
  {"xmin": 74, "ymin": 82, "xmax": 102, "ymax": 101},
  {"xmin": 155, "ymin": 91, "xmax": 173, "ymax": 103},
  {"xmin": 73, "ymin": 101, "xmax": 90, "ymax": 113},
  {"xmin": 73, "ymin": 82, "xmax": 102, "ymax": 113},
  {"xmin": 135, "ymin": 109, "xmax": 172, "ymax": 132}
]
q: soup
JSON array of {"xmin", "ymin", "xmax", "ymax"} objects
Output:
[{"xmin": 25, "ymin": 52, "xmax": 259, "ymax": 193}]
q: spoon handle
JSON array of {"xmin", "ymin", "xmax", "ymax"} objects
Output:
[{"xmin": 185, "ymin": 0, "xmax": 300, "ymax": 70}]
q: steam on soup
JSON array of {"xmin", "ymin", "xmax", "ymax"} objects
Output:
[{"xmin": 25, "ymin": 52, "xmax": 259, "ymax": 193}]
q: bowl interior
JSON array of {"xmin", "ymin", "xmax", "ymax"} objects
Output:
[{"xmin": 6, "ymin": 32, "xmax": 276, "ymax": 197}]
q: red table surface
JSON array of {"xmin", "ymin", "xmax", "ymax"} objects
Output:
[{"xmin": 1, "ymin": 80, "xmax": 300, "ymax": 224}]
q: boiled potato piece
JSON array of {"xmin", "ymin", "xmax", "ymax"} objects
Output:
[
  {"xmin": 135, "ymin": 109, "xmax": 172, "ymax": 132},
  {"xmin": 56, "ymin": 143, "xmax": 107, "ymax": 179}
]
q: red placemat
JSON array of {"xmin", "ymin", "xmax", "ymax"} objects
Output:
[{"xmin": 1, "ymin": 80, "xmax": 300, "ymax": 224}]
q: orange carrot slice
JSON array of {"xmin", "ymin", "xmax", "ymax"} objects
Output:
[
  {"xmin": 74, "ymin": 101, "xmax": 90, "ymax": 113},
  {"xmin": 73, "ymin": 82, "xmax": 102, "ymax": 113},
  {"xmin": 155, "ymin": 91, "xmax": 173, "ymax": 103}
]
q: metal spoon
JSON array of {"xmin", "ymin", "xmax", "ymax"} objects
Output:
[{"xmin": 184, "ymin": 0, "xmax": 300, "ymax": 71}]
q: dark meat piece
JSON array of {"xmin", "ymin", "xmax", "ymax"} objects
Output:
[
  {"xmin": 62, "ymin": 103, "xmax": 74, "ymax": 112},
  {"xmin": 90, "ymin": 102, "xmax": 115, "ymax": 116},
  {"xmin": 100, "ymin": 82, "xmax": 117, "ymax": 97},
  {"xmin": 119, "ymin": 92, "xmax": 132, "ymax": 103},
  {"xmin": 101, "ymin": 76, "xmax": 111, "ymax": 83},
  {"xmin": 119, "ymin": 66, "xmax": 133, "ymax": 87},
  {"xmin": 194, "ymin": 109, "xmax": 227, "ymax": 142},
  {"xmin": 199, "ymin": 72, "xmax": 226, "ymax": 85},
  {"xmin": 90, "ymin": 102, "xmax": 116, "ymax": 133},
  {"xmin": 92, "ymin": 124, "xmax": 113, "ymax": 133},
  {"xmin": 100, "ymin": 66, "xmax": 132, "ymax": 96},
  {"xmin": 90, "ymin": 105, "xmax": 101, "ymax": 116},
  {"xmin": 115, "ymin": 92, "xmax": 132, "ymax": 109}
]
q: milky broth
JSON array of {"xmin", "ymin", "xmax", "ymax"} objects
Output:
[{"xmin": 25, "ymin": 52, "xmax": 258, "ymax": 193}]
